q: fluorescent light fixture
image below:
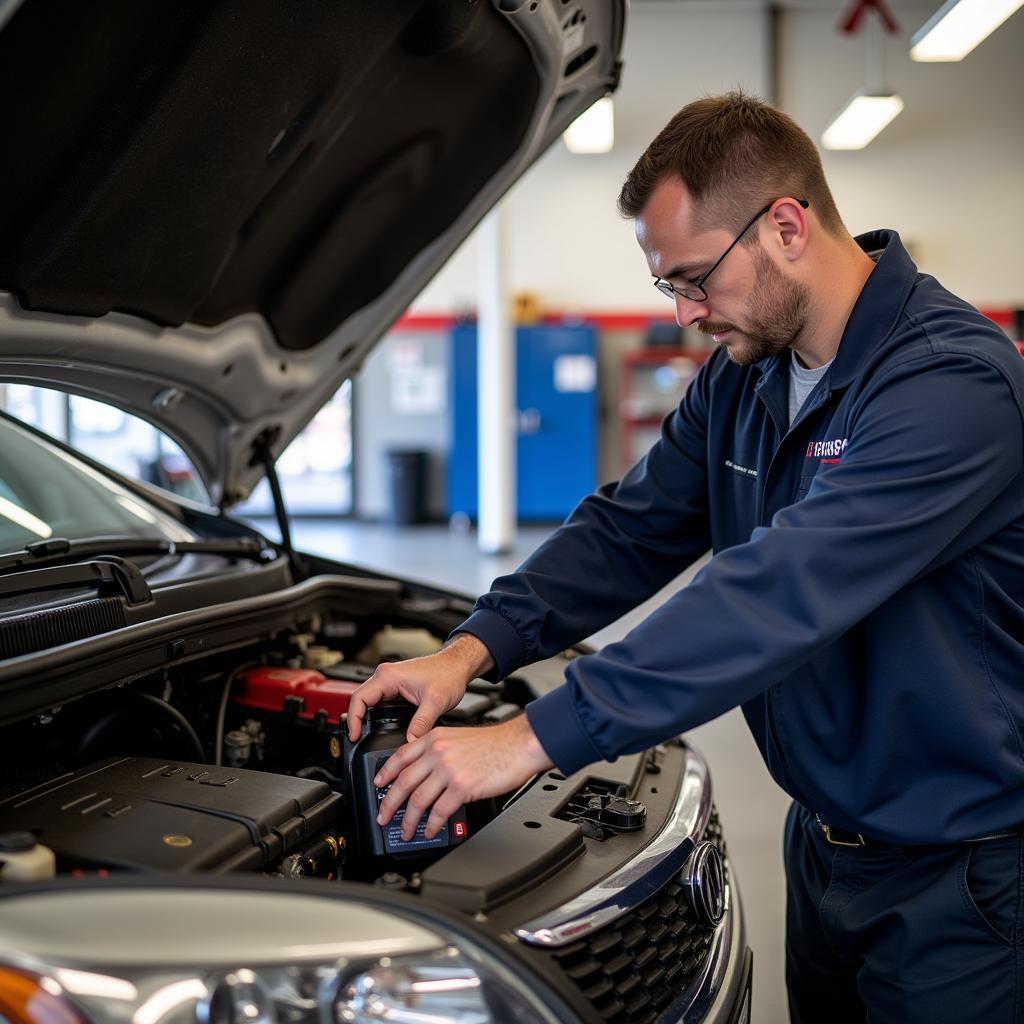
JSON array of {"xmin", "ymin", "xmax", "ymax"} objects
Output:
[
  {"xmin": 821, "ymin": 92, "xmax": 904, "ymax": 150},
  {"xmin": 911, "ymin": 0, "xmax": 1024, "ymax": 61},
  {"xmin": 563, "ymin": 96, "xmax": 614, "ymax": 154}
]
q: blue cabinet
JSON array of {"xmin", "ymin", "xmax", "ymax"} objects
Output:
[{"xmin": 449, "ymin": 324, "xmax": 598, "ymax": 521}]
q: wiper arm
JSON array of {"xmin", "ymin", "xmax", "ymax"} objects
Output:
[
  {"xmin": 0, "ymin": 535, "xmax": 275, "ymax": 576},
  {"xmin": 0, "ymin": 556, "xmax": 152, "ymax": 606}
]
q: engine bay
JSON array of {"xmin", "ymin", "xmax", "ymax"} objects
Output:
[
  {"xmin": 0, "ymin": 577, "xmax": 684, "ymax": 931},
  {"xmin": 0, "ymin": 611, "xmax": 579, "ymax": 894}
]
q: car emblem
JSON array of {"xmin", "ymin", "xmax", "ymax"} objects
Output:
[{"xmin": 683, "ymin": 840, "xmax": 725, "ymax": 928}]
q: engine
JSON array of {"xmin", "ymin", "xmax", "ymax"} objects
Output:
[
  {"xmin": 0, "ymin": 625, "xmax": 528, "ymax": 887},
  {"xmin": 0, "ymin": 756, "xmax": 343, "ymax": 875}
]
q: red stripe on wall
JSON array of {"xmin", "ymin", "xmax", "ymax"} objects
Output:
[{"xmin": 398, "ymin": 309, "xmax": 1018, "ymax": 334}]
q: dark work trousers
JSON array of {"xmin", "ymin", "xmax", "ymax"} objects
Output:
[{"xmin": 784, "ymin": 801, "xmax": 1024, "ymax": 1022}]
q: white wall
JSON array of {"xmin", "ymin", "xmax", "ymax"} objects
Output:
[
  {"xmin": 412, "ymin": 0, "xmax": 1024, "ymax": 313},
  {"xmin": 355, "ymin": 331, "xmax": 451, "ymax": 520},
  {"xmin": 781, "ymin": 1, "xmax": 1024, "ymax": 308}
]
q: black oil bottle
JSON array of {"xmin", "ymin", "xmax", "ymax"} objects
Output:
[{"xmin": 343, "ymin": 700, "xmax": 467, "ymax": 862}]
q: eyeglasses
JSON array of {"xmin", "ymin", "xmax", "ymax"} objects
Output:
[{"xmin": 652, "ymin": 198, "xmax": 809, "ymax": 303}]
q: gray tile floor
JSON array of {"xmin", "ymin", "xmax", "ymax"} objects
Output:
[{"xmin": 259, "ymin": 518, "xmax": 792, "ymax": 1023}]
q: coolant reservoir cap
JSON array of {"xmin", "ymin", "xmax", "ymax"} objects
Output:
[{"xmin": 0, "ymin": 831, "xmax": 37, "ymax": 853}]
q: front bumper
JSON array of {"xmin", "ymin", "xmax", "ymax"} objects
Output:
[{"xmin": 513, "ymin": 743, "xmax": 751, "ymax": 1023}]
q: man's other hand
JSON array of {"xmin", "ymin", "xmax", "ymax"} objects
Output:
[
  {"xmin": 347, "ymin": 633, "xmax": 495, "ymax": 743},
  {"xmin": 375, "ymin": 714, "xmax": 554, "ymax": 840}
]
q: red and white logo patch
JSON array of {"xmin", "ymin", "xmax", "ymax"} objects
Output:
[{"xmin": 806, "ymin": 438, "xmax": 848, "ymax": 465}]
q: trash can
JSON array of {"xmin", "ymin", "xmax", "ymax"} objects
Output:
[{"xmin": 385, "ymin": 449, "xmax": 428, "ymax": 525}]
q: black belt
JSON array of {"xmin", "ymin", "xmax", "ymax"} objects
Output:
[{"xmin": 814, "ymin": 813, "xmax": 1021, "ymax": 850}]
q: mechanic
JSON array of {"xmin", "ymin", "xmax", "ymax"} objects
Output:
[{"xmin": 349, "ymin": 92, "xmax": 1024, "ymax": 1020}]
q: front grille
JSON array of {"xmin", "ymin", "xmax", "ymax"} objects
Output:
[{"xmin": 542, "ymin": 805, "xmax": 727, "ymax": 1024}]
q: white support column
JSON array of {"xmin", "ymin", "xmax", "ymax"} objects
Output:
[{"xmin": 476, "ymin": 204, "xmax": 516, "ymax": 555}]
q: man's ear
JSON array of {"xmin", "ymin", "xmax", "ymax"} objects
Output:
[{"xmin": 769, "ymin": 197, "xmax": 808, "ymax": 261}]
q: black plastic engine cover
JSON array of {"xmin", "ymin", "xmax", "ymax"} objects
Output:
[{"xmin": 0, "ymin": 757, "xmax": 341, "ymax": 872}]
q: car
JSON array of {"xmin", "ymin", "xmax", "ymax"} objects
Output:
[{"xmin": 0, "ymin": 2, "xmax": 751, "ymax": 1023}]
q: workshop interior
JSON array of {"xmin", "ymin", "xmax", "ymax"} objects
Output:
[{"xmin": 0, "ymin": 3, "xmax": 1021, "ymax": 1023}]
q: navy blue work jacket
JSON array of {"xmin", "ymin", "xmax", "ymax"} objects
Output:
[{"xmin": 456, "ymin": 231, "xmax": 1024, "ymax": 845}]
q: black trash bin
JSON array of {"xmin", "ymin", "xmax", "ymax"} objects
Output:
[{"xmin": 385, "ymin": 449, "xmax": 429, "ymax": 525}]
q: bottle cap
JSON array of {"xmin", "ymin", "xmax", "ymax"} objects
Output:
[{"xmin": 0, "ymin": 831, "xmax": 37, "ymax": 853}]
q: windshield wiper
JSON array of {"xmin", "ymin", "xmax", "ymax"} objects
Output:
[
  {"xmin": 0, "ymin": 556, "xmax": 152, "ymax": 606},
  {"xmin": 0, "ymin": 535, "xmax": 276, "ymax": 576}
]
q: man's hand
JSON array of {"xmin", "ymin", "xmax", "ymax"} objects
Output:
[
  {"xmin": 375, "ymin": 714, "xmax": 554, "ymax": 840},
  {"xmin": 347, "ymin": 633, "xmax": 494, "ymax": 743}
]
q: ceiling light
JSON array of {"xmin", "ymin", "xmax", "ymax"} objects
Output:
[
  {"xmin": 911, "ymin": 0, "xmax": 1024, "ymax": 61},
  {"xmin": 822, "ymin": 92, "xmax": 904, "ymax": 150},
  {"xmin": 563, "ymin": 97, "xmax": 614, "ymax": 154}
]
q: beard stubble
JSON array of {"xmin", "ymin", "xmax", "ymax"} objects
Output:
[{"xmin": 699, "ymin": 245, "xmax": 810, "ymax": 366}]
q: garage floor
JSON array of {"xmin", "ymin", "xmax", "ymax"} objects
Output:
[{"xmin": 266, "ymin": 518, "xmax": 792, "ymax": 1024}]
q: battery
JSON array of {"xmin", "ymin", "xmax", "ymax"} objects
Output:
[{"xmin": 233, "ymin": 667, "xmax": 360, "ymax": 724}]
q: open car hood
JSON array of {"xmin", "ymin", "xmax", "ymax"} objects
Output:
[{"xmin": 0, "ymin": 0, "xmax": 625, "ymax": 507}]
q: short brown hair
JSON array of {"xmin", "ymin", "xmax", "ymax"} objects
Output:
[{"xmin": 618, "ymin": 91, "xmax": 845, "ymax": 238}]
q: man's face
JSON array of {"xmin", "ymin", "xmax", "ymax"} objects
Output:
[{"xmin": 636, "ymin": 178, "xmax": 809, "ymax": 365}]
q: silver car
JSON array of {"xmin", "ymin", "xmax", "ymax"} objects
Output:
[{"xmin": 0, "ymin": 2, "xmax": 750, "ymax": 1021}]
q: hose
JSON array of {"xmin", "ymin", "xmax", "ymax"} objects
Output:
[
  {"xmin": 214, "ymin": 660, "xmax": 261, "ymax": 766},
  {"xmin": 133, "ymin": 692, "xmax": 205, "ymax": 762},
  {"xmin": 295, "ymin": 765, "xmax": 345, "ymax": 785},
  {"xmin": 74, "ymin": 692, "xmax": 204, "ymax": 764}
]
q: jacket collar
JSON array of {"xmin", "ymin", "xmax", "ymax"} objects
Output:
[{"xmin": 754, "ymin": 228, "xmax": 918, "ymax": 389}]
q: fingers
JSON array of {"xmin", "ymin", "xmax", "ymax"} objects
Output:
[
  {"xmin": 374, "ymin": 737, "xmax": 428, "ymax": 825},
  {"xmin": 374, "ymin": 735, "xmax": 423, "ymax": 789},
  {"xmin": 346, "ymin": 691, "xmax": 366, "ymax": 742},
  {"xmin": 397, "ymin": 773, "xmax": 447, "ymax": 841},
  {"xmin": 377, "ymin": 732, "xmax": 475, "ymax": 841},
  {"xmin": 348, "ymin": 654, "xmax": 471, "ymax": 744},
  {"xmin": 423, "ymin": 789, "xmax": 465, "ymax": 840},
  {"xmin": 406, "ymin": 690, "xmax": 449, "ymax": 741},
  {"xmin": 347, "ymin": 668, "xmax": 400, "ymax": 741}
]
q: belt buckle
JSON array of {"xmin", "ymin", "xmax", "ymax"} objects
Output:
[{"xmin": 816, "ymin": 814, "xmax": 866, "ymax": 848}]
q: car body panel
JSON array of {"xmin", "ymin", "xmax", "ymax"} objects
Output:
[{"xmin": 0, "ymin": 0, "xmax": 625, "ymax": 506}]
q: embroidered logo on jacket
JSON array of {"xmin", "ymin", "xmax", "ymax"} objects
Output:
[
  {"xmin": 725, "ymin": 459, "xmax": 758, "ymax": 478},
  {"xmin": 806, "ymin": 438, "xmax": 848, "ymax": 465}
]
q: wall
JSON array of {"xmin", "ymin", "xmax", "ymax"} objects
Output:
[
  {"xmin": 411, "ymin": 0, "xmax": 1024, "ymax": 313},
  {"xmin": 354, "ymin": 331, "xmax": 451, "ymax": 521},
  {"xmin": 780, "ymin": 1, "xmax": 1024, "ymax": 308}
]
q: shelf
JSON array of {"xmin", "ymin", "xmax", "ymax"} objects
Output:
[{"xmin": 618, "ymin": 347, "xmax": 710, "ymax": 472}]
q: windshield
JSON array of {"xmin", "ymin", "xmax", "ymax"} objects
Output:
[{"xmin": 0, "ymin": 414, "xmax": 195, "ymax": 550}]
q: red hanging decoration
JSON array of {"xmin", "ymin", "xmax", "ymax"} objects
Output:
[{"xmin": 838, "ymin": 0, "xmax": 900, "ymax": 35}]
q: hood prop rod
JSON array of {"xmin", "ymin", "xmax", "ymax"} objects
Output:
[{"xmin": 253, "ymin": 432, "xmax": 303, "ymax": 580}]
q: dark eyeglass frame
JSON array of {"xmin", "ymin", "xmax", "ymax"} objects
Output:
[{"xmin": 653, "ymin": 198, "xmax": 809, "ymax": 303}]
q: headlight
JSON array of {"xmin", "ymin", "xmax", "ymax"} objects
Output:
[
  {"xmin": 0, "ymin": 885, "xmax": 560, "ymax": 1024},
  {"xmin": 338, "ymin": 949, "xmax": 489, "ymax": 1024}
]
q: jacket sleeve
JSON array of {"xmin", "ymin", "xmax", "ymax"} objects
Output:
[
  {"xmin": 526, "ymin": 350, "xmax": 1024, "ymax": 774},
  {"xmin": 452, "ymin": 354, "xmax": 718, "ymax": 680}
]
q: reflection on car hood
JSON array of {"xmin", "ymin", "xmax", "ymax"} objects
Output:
[{"xmin": 0, "ymin": 0, "xmax": 625, "ymax": 507}]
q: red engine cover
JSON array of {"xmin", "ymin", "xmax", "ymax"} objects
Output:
[{"xmin": 232, "ymin": 667, "xmax": 359, "ymax": 723}]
